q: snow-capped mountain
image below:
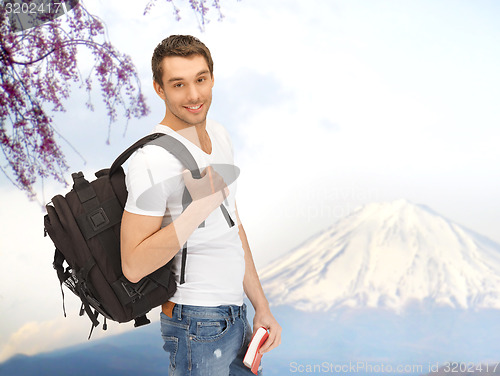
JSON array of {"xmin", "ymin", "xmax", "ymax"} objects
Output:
[{"xmin": 260, "ymin": 199, "xmax": 500, "ymax": 312}]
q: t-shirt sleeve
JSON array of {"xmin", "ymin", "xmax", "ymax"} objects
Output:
[{"xmin": 124, "ymin": 145, "xmax": 183, "ymax": 216}]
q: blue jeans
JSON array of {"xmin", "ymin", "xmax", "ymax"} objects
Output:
[{"xmin": 160, "ymin": 303, "xmax": 263, "ymax": 375}]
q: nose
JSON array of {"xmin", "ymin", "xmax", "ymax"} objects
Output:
[{"xmin": 186, "ymin": 84, "xmax": 200, "ymax": 103}]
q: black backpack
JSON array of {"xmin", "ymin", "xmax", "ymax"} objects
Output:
[{"xmin": 43, "ymin": 133, "xmax": 235, "ymax": 338}]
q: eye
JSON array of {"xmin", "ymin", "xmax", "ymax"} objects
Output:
[
  {"xmin": 198, "ymin": 77, "xmax": 206, "ymax": 83},
  {"xmin": 174, "ymin": 83, "xmax": 184, "ymax": 88}
]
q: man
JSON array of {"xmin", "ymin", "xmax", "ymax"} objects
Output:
[{"xmin": 120, "ymin": 35, "xmax": 281, "ymax": 375}]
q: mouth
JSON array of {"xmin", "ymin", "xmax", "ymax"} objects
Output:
[{"xmin": 183, "ymin": 104, "xmax": 203, "ymax": 113}]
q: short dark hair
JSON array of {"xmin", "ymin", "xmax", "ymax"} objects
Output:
[{"xmin": 151, "ymin": 35, "xmax": 214, "ymax": 87}]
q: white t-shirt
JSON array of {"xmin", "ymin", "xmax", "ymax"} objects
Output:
[{"xmin": 124, "ymin": 119, "xmax": 245, "ymax": 306}]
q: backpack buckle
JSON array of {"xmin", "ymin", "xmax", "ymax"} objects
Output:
[{"xmin": 88, "ymin": 208, "xmax": 110, "ymax": 231}]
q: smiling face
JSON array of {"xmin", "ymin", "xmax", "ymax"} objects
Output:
[{"xmin": 154, "ymin": 54, "xmax": 214, "ymax": 130}]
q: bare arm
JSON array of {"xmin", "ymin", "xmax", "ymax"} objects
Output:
[
  {"xmin": 235, "ymin": 203, "xmax": 282, "ymax": 353},
  {"xmin": 121, "ymin": 167, "xmax": 228, "ymax": 283}
]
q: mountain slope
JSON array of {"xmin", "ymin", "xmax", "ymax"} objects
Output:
[
  {"xmin": 260, "ymin": 199, "xmax": 500, "ymax": 312},
  {"xmin": 4, "ymin": 199, "xmax": 500, "ymax": 374}
]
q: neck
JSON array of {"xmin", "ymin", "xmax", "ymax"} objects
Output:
[
  {"xmin": 160, "ymin": 113, "xmax": 206, "ymax": 133},
  {"xmin": 160, "ymin": 116, "xmax": 211, "ymax": 154}
]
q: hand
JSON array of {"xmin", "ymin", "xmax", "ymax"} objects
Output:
[
  {"xmin": 253, "ymin": 308, "xmax": 282, "ymax": 354},
  {"xmin": 182, "ymin": 166, "xmax": 229, "ymax": 210}
]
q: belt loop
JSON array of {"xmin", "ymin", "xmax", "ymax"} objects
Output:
[
  {"xmin": 229, "ymin": 306, "xmax": 235, "ymax": 324},
  {"xmin": 177, "ymin": 304, "xmax": 182, "ymax": 321}
]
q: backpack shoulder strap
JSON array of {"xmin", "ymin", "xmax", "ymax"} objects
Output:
[
  {"xmin": 109, "ymin": 132, "xmax": 235, "ymax": 285},
  {"xmin": 146, "ymin": 134, "xmax": 234, "ymax": 227},
  {"xmin": 109, "ymin": 132, "xmax": 233, "ymax": 227},
  {"xmin": 147, "ymin": 134, "xmax": 202, "ymax": 178},
  {"xmin": 109, "ymin": 133, "xmax": 203, "ymax": 178},
  {"xmin": 109, "ymin": 133, "xmax": 188, "ymax": 176}
]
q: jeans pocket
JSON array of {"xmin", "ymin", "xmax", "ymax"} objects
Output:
[
  {"xmin": 162, "ymin": 336, "xmax": 178, "ymax": 369},
  {"xmin": 193, "ymin": 318, "xmax": 230, "ymax": 342}
]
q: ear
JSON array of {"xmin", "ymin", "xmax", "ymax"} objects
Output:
[{"xmin": 153, "ymin": 80, "xmax": 166, "ymax": 101}]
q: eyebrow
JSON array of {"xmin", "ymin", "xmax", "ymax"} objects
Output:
[{"xmin": 167, "ymin": 70, "xmax": 210, "ymax": 83}]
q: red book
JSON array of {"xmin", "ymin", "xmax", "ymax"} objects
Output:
[{"xmin": 243, "ymin": 326, "xmax": 269, "ymax": 375}]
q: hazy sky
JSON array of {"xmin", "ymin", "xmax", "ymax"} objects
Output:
[{"xmin": 1, "ymin": 0, "xmax": 499, "ymax": 362}]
